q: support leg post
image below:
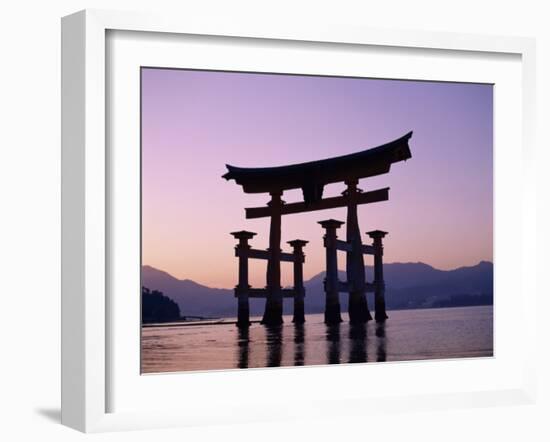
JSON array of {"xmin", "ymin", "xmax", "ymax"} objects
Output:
[
  {"xmin": 288, "ymin": 239, "xmax": 308, "ymax": 324},
  {"xmin": 367, "ymin": 230, "xmax": 389, "ymax": 322},
  {"xmin": 319, "ymin": 219, "xmax": 344, "ymax": 325},
  {"xmin": 231, "ymin": 230, "xmax": 256, "ymax": 327}
]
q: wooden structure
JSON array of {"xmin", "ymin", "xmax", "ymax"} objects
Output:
[
  {"xmin": 368, "ymin": 230, "xmax": 389, "ymax": 321},
  {"xmin": 224, "ymin": 131, "xmax": 412, "ymax": 326},
  {"xmin": 231, "ymin": 230, "xmax": 308, "ymax": 326},
  {"xmin": 318, "ymin": 221, "xmax": 389, "ymax": 323}
]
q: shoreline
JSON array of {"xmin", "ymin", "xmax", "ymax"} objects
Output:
[
  {"xmin": 142, "ymin": 304, "xmax": 492, "ymax": 328},
  {"xmin": 142, "ymin": 319, "xmax": 262, "ymax": 328}
]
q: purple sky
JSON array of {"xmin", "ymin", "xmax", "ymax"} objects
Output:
[{"xmin": 141, "ymin": 68, "xmax": 493, "ymax": 288}]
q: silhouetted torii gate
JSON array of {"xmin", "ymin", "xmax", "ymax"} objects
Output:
[{"xmin": 223, "ymin": 131, "xmax": 413, "ymax": 327}]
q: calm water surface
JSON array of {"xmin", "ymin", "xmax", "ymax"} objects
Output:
[{"xmin": 141, "ymin": 305, "xmax": 493, "ymax": 374}]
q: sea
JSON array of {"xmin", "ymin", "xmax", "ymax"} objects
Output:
[{"xmin": 141, "ymin": 305, "xmax": 493, "ymax": 374}]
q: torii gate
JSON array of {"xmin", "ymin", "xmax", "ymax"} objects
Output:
[{"xmin": 223, "ymin": 131, "xmax": 413, "ymax": 326}]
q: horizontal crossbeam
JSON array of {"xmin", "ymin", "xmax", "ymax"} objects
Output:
[
  {"xmin": 335, "ymin": 240, "xmax": 376, "ymax": 255},
  {"xmin": 337, "ymin": 281, "xmax": 376, "ymax": 293},
  {"xmin": 362, "ymin": 244, "xmax": 375, "ymax": 255},
  {"xmin": 336, "ymin": 240, "xmax": 352, "ymax": 252},
  {"xmin": 235, "ymin": 248, "xmax": 300, "ymax": 263},
  {"xmin": 245, "ymin": 187, "xmax": 389, "ymax": 219},
  {"xmin": 338, "ymin": 281, "xmax": 349, "ymax": 292},
  {"xmin": 235, "ymin": 288, "xmax": 297, "ymax": 298}
]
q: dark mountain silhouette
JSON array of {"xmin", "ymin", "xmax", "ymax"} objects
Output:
[
  {"xmin": 142, "ymin": 261, "xmax": 493, "ymax": 318},
  {"xmin": 142, "ymin": 266, "xmax": 237, "ymax": 317},
  {"xmin": 141, "ymin": 286, "xmax": 181, "ymax": 323},
  {"xmin": 303, "ymin": 261, "xmax": 493, "ymax": 312}
]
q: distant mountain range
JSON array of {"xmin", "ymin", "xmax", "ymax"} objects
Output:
[{"xmin": 142, "ymin": 261, "xmax": 493, "ymax": 318}]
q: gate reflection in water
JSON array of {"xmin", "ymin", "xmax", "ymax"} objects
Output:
[
  {"xmin": 235, "ymin": 317, "xmax": 385, "ymax": 369},
  {"xmin": 141, "ymin": 307, "xmax": 492, "ymax": 374}
]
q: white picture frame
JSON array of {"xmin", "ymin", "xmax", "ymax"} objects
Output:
[{"xmin": 61, "ymin": 9, "xmax": 537, "ymax": 433}]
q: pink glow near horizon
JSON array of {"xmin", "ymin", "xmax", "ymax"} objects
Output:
[{"xmin": 141, "ymin": 68, "xmax": 493, "ymax": 288}]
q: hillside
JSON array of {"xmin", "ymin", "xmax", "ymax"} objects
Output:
[{"xmin": 142, "ymin": 261, "xmax": 493, "ymax": 318}]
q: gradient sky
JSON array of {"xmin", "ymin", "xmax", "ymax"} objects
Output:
[{"xmin": 141, "ymin": 68, "xmax": 493, "ymax": 288}]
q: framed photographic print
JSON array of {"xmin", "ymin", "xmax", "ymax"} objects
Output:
[
  {"xmin": 139, "ymin": 69, "xmax": 492, "ymax": 374},
  {"xmin": 61, "ymin": 9, "xmax": 537, "ymax": 432}
]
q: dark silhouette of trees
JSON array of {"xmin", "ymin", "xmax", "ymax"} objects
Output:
[{"xmin": 142, "ymin": 286, "xmax": 181, "ymax": 323}]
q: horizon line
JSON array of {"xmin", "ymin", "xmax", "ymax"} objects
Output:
[{"xmin": 142, "ymin": 259, "xmax": 493, "ymax": 290}]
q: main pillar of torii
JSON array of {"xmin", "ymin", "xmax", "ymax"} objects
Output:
[
  {"xmin": 263, "ymin": 190, "xmax": 284, "ymax": 325},
  {"xmin": 343, "ymin": 179, "xmax": 372, "ymax": 323}
]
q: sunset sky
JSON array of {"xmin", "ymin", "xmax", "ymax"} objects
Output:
[{"xmin": 141, "ymin": 68, "xmax": 493, "ymax": 288}]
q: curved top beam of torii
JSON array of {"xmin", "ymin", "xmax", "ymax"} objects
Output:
[{"xmin": 222, "ymin": 131, "xmax": 413, "ymax": 204}]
